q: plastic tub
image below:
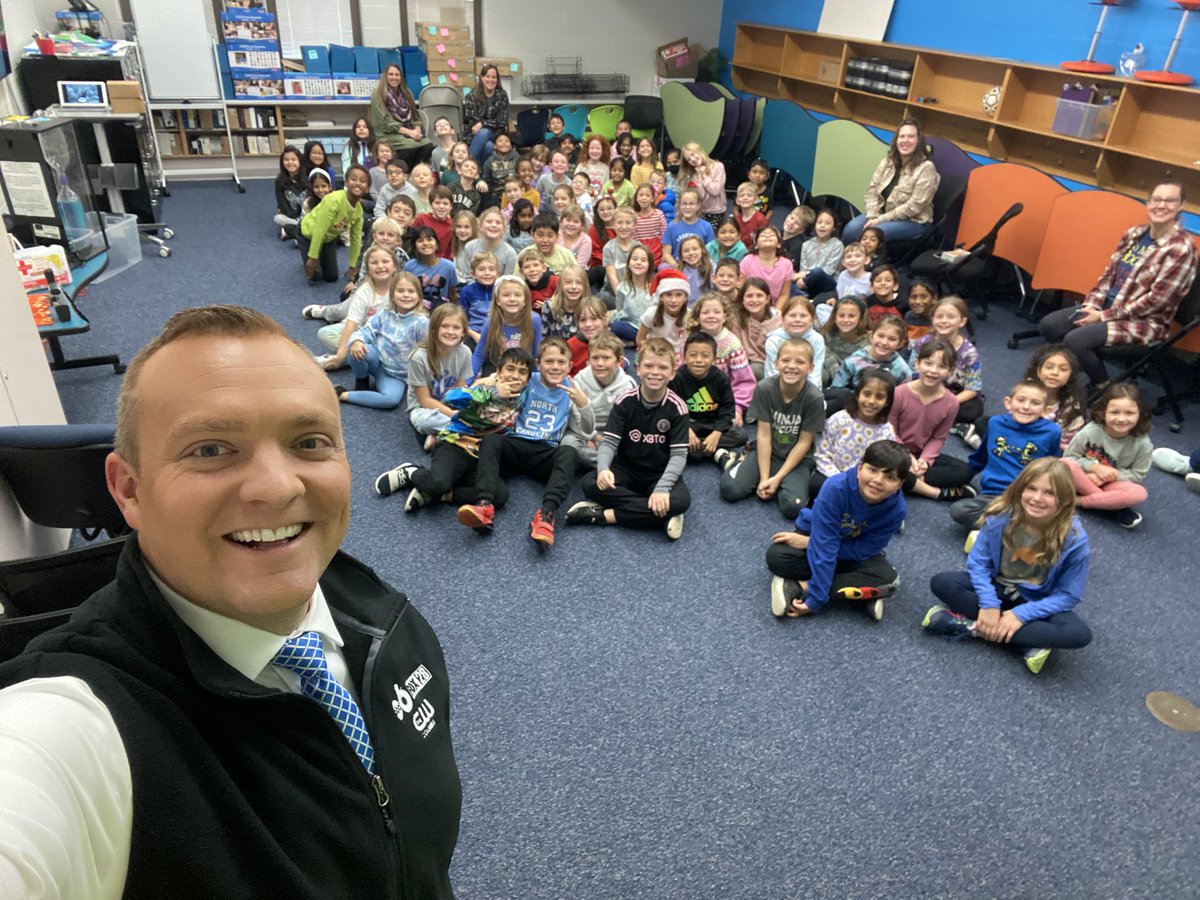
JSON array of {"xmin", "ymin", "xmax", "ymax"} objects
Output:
[
  {"xmin": 94, "ymin": 212, "xmax": 143, "ymax": 283},
  {"xmin": 1051, "ymin": 98, "xmax": 1113, "ymax": 141}
]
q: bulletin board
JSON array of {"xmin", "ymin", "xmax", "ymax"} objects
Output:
[{"xmin": 818, "ymin": 0, "xmax": 895, "ymax": 42}]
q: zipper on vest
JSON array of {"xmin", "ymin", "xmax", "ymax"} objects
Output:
[{"xmin": 372, "ymin": 773, "xmax": 397, "ymax": 835}]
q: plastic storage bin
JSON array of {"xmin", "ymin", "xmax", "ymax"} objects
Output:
[
  {"xmin": 1051, "ymin": 98, "xmax": 1113, "ymax": 141},
  {"xmin": 93, "ymin": 212, "xmax": 142, "ymax": 283}
]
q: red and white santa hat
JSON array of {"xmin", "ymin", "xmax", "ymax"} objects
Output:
[{"xmin": 650, "ymin": 268, "xmax": 690, "ymax": 301}]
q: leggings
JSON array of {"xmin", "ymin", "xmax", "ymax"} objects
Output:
[
  {"xmin": 1064, "ymin": 459, "xmax": 1148, "ymax": 510},
  {"xmin": 930, "ymin": 571, "xmax": 1093, "ymax": 649},
  {"xmin": 954, "ymin": 395, "xmax": 985, "ymax": 424},
  {"xmin": 298, "ymin": 234, "xmax": 339, "ymax": 282},
  {"xmin": 903, "ymin": 453, "xmax": 973, "ymax": 492},
  {"xmin": 411, "ymin": 441, "xmax": 510, "ymax": 507}
]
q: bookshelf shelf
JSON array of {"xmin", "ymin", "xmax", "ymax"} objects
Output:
[{"xmin": 733, "ymin": 23, "xmax": 1200, "ymax": 212}]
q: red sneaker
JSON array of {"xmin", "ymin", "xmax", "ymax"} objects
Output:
[
  {"xmin": 530, "ymin": 509, "xmax": 555, "ymax": 547},
  {"xmin": 456, "ymin": 502, "xmax": 494, "ymax": 532}
]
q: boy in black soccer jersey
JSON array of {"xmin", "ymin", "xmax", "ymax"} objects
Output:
[{"xmin": 566, "ymin": 338, "xmax": 691, "ymax": 539}]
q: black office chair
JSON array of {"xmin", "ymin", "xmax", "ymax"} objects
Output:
[
  {"xmin": 515, "ymin": 106, "xmax": 551, "ymax": 148},
  {"xmin": 809, "ymin": 194, "xmax": 860, "ymax": 229},
  {"xmin": 0, "ymin": 424, "xmax": 128, "ymax": 540},
  {"xmin": 0, "ymin": 423, "xmax": 129, "ymax": 660},
  {"xmin": 910, "ymin": 201, "xmax": 1025, "ymax": 320},
  {"xmin": 1092, "ymin": 265, "xmax": 1200, "ymax": 433},
  {"xmin": 886, "ymin": 173, "xmax": 968, "ymax": 267},
  {"xmin": 623, "ymin": 94, "xmax": 665, "ymax": 153}
]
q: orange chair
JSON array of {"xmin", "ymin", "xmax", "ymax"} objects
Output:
[
  {"xmin": 958, "ymin": 163, "xmax": 1067, "ymax": 277},
  {"xmin": 1009, "ymin": 189, "xmax": 1145, "ymax": 348}
]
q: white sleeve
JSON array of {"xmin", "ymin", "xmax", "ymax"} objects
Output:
[{"xmin": 0, "ymin": 677, "xmax": 132, "ymax": 900}]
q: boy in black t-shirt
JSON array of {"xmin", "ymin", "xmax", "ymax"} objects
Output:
[
  {"xmin": 668, "ymin": 331, "xmax": 748, "ymax": 469},
  {"xmin": 567, "ymin": 338, "xmax": 691, "ymax": 539}
]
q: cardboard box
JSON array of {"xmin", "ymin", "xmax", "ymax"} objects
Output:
[
  {"xmin": 231, "ymin": 68, "xmax": 284, "ymax": 98},
  {"xmin": 227, "ymin": 47, "xmax": 282, "ymax": 70},
  {"xmin": 416, "ymin": 22, "xmax": 471, "ymax": 41},
  {"xmin": 429, "ymin": 71, "xmax": 474, "ymax": 90},
  {"xmin": 105, "ymin": 80, "xmax": 145, "ymax": 115},
  {"xmin": 477, "ymin": 56, "xmax": 522, "ymax": 78},
  {"xmin": 221, "ymin": 10, "xmax": 277, "ymax": 41},
  {"xmin": 422, "ymin": 39, "xmax": 474, "ymax": 61},
  {"xmin": 282, "ymin": 75, "xmax": 334, "ymax": 100},
  {"xmin": 655, "ymin": 38, "xmax": 704, "ymax": 78},
  {"xmin": 425, "ymin": 53, "xmax": 474, "ymax": 74}
]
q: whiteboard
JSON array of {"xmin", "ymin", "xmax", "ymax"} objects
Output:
[
  {"xmin": 818, "ymin": 0, "xmax": 895, "ymax": 42},
  {"xmin": 480, "ymin": 0, "xmax": 722, "ymax": 101},
  {"xmin": 130, "ymin": 0, "xmax": 219, "ymax": 101}
]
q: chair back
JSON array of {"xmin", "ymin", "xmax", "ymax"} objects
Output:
[
  {"xmin": 1031, "ymin": 190, "xmax": 1146, "ymax": 294},
  {"xmin": 957, "ymin": 163, "xmax": 1066, "ymax": 273},
  {"xmin": 0, "ymin": 609, "xmax": 74, "ymax": 663},
  {"xmin": 623, "ymin": 95, "xmax": 663, "ymax": 141},
  {"xmin": 551, "ymin": 104, "xmax": 588, "ymax": 141},
  {"xmin": 515, "ymin": 107, "xmax": 550, "ymax": 147},
  {"xmin": 586, "ymin": 104, "xmax": 624, "ymax": 140},
  {"xmin": 0, "ymin": 425, "xmax": 128, "ymax": 546},
  {"xmin": 0, "ymin": 538, "xmax": 125, "ymax": 617},
  {"xmin": 420, "ymin": 104, "xmax": 463, "ymax": 139}
]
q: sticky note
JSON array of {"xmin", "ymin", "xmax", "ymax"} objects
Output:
[
  {"xmin": 436, "ymin": 42, "xmax": 445, "ymax": 53},
  {"xmin": 437, "ymin": 74, "xmax": 447, "ymax": 84},
  {"xmin": 420, "ymin": 75, "xmax": 429, "ymax": 86},
  {"xmin": 448, "ymin": 58, "xmax": 457, "ymax": 69},
  {"xmin": 427, "ymin": 26, "xmax": 436, "ymax": 35},
  {"xmin": 510, "ymin": 63, "xmax": 519, "ymax": 73},
  {"xmin": 440, "ymin": 27, "xmax": 449, "ymax": 36},
  {"xmin": 450, "ymin": 73, "xmax": 460, "ymax": 82}
]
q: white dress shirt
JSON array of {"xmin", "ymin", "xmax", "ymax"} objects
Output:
[{"xmin": 0, "ymin": 570, "xmax": 349, "ymax": 900}]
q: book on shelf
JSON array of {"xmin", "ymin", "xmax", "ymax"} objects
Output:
[{"xmin": 156, "ymin": 132, "xmax": 176, "ymax": 156}]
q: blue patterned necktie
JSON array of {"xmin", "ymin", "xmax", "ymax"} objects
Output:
[{"xmin": 272, "ymin": 631, "xmax": 377, "ymax": 776}]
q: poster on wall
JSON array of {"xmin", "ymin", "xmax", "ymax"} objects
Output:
[{"xmin": 818, "ymin": 0, "xmax": 895, "ymax": 42}]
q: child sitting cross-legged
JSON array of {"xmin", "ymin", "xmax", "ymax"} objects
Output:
[
  {"xmin": 669, "ymin": 331, "xmax": 749, "ymax": 469},
  {"xmin": 682, "ymin": 292, "xmax": 757, "ymax": 424},
  {"xmin": 336, "ymin": 271, "xmax": 429, "ymax": 410},
  {"xmin": 1063, "ymin": 383, "xmax": 1153, "ymax": 529},
  {"xmin": 374, "ymin": 347, "xmax": 533, "ymax": 512},
  {"xmin": 566, "ymin": 338, "xmax": 691, "ymax": 539},
  {"xmin": 719, "ymin": 337, "xmax": 826, "ymax": 517},
  {"xmin": 924, "ymin": 457, "xmax": 1092, "ymax": 675},
  {"xmin": 561, "ymin": 330, "xmax": 635, "ymax": 468},
  {"xmin": 407, "ymin": 304, "xmax": 473, "ymax": 451},
  {"xmin": 456, "ymin": 337, "xmax": 594, "ymax": 545},
  {"xmin": 566, "ymin": 297, "xmax": 610, "ymax": 376},
  {"xmin": 767, "ymin": 439, "xmax": 910, "ymax": 621}
]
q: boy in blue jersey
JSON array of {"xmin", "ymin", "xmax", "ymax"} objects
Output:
[
  {"xmin": 950, "ymin": 380, "xmax": 1061, "ymax": 531},
  {"xmin": 457, "ymin": 337, "xmax": 594, "ymax": 545},
  {"xmin": 767, "ymin": 440, "xmax": 910, "ymax": 621},
  {"xmin": 374, "ymin": 347, "xmax": 533, "ymax": 513}
]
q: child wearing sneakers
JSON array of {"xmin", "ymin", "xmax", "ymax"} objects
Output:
[
  {"xmin": 1063, "ymin": 383, "xmax": 1153, "ymax": 529},
  {"xmin": 719, "ymin": 338, "xmax": 825, "ymax": 517},
  {"xmin": 767, "ymin": 439, "xmax": 910, "ymax": 620},
  {"xmin": 950, "ymin": 379, "xmax": 1062, "ymax": 531},
  {"xmin": 1152, "ymin": 445, "xmax": 1200, "ymax": 494},
  {"xmin": 562, "ymin": 331, "xmax": 636, "ymax": 468},
  {"xmin": 925, "ymin": 457, "xmax": 1092, "ymax": 675},
  {"xmin": 456, "ymin": 338, "xmax": 594, "ymax": 544},
  {"xmin": 669, "ymin": 332, "xmax": 749, "ymax": 468},
  {"xmin": 567, "ymin": 338, "xmax": 691, "ymax": 539},
  {"xmin": 374, "ymin": 347, "xmax": 533, "ymax": 512}
]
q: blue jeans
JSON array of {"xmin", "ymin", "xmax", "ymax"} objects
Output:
[
  {"xmin": 610, "ymin": 320, "xmax": 639, "ymax": 342},
  {"xmin": 842, "ymin": 215, "xmax": 932, "ymax": 246},
  {"xmin": 469, "ymin": 127, "xmax": 495, "ymax": 164},
  {"xmin": 346, "ymin": 346, "xmax": 406, "ymax": 409}
]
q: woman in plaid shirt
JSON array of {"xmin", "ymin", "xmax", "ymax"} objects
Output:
[{"xmin": 1039, "ymin": 181, "xmax": 1198, "ymax": 386}]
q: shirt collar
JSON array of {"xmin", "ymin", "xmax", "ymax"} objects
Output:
[{"xmin": 148, "ymin": 567, "xmax": 343, "ymax": 685}]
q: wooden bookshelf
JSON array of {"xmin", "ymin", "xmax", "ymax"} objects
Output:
[{"xmin": 732, "ymin": 23, "xmax": 1200, "ymax": 212}]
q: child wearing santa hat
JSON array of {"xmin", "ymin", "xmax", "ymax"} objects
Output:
[{"xmin": 635, "ymin": 268, "xmax": 691, "ymax": 354}]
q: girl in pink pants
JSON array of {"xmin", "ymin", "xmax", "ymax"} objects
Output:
[{"xmin": 1063, "ymin": 383, "xmax": 1152, "ymax": 529}]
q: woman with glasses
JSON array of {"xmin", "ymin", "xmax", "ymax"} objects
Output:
[{"xmin": 1039, "ymin": 181, "xmax": 1198, "ymax": 387}]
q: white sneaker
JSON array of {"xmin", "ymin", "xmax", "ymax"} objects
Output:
[
  {"xmin": 302, "ymin": 304, "xmax": 325, "ymax": 320},
  {"xmin": 404, "ymin": 487, "xmax": 432, "ymax": 512},
  {"xmin": 713, "ymin": 448, "xmax": 738, "ymax": 472},
  {"xmin": 1187, "ymin": 472, "xmax": 1200, "ymax": 495},
  {"xmin": 374, "ymin": 462, "xmax": 418, "ymax": 496},
  {"xmin": 665, "ymin": 513, "xmax": 684, "ymax": 540},
  {"xmin": 1152, "ymin": 447, "xmax": 1192, "ymax": 476},
  {"xmin": 867, "ymin": 597, "xmax": 884, "ymax": 621}
]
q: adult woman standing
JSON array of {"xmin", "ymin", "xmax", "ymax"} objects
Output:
[
  {"xmin": 1038, "ymin": 181, "xmax": 1198, "ymax": 387},
  {"xmin": 462, "ymin": 64, "xmax": 510, "ymax": 164},
  {"xmin": 842, "ymin": 117, "xmax": 939, "ymax": 246},
  {"xmin": 677, "ymin": 141, "xmax": 728, "ymax": 230},
  {"xmin": 370, "ymin": 63, "xmax": 432, "ymax": 168}
]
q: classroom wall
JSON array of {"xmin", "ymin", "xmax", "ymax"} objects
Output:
[{"xmin": 719, "ymin": 0, "xmax": 1200, "ymax": 79}]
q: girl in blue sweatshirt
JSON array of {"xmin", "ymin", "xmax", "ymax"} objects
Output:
[
  {"xmin": 767, "ymin": 440, "xmax": 910, "ymax": 621},
  {"xmin": 337, "ymin": 271, "xmax": 429, "ymax": 409},
  {"xmin": 924, "ymin": 457, "xmax": 1092, "ymax": 675}
]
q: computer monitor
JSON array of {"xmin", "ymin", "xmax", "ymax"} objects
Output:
[{"xmin": 57, "ymin": 81, "xmax": 109, "ymax": 109}]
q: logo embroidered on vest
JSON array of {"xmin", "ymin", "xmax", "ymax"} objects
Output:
[{"xmin": 391, "ymin": 664, "xmax": 437, "ymax": 738}]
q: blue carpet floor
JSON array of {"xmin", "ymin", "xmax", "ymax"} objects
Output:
[{"xmin": 51, "ymin": 181, "xmax": 1200, "ymax": 898}]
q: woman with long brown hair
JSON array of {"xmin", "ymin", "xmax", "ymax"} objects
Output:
[{"xmin": 370, "ymin": 63, "xmax": 433, "ymax": 168}]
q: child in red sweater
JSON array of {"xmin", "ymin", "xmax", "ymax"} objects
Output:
[{"xmin": 519, "ymin": 247, "xmax": 558, "ymax": 313}]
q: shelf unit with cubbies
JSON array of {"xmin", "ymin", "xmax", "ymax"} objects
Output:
[
  {"xmin": 151, "ymin": 99, "xmax": 371, "ymax": 179},
  {"xmin": 731, "ymin": 23, "xmax": 1200, "ymax": 213}
]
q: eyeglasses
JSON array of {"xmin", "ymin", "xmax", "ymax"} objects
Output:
[{"xmin": 1147, "ymin": 196, "xmax": 1182, "ymax": 207}]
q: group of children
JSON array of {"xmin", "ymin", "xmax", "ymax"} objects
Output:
[{"xmin": 268, "ymin": 117, "xmax": 1197, "ymax": 678}]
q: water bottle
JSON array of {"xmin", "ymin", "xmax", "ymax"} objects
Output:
[
  {"xmin": 56, "ymin": 174, "xmax": 87, "ymax": 240},
  {"xmin": 1119, "ymin": 43, "xmax": 1145, "ymax": 79}
]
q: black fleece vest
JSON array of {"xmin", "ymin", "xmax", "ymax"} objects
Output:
[{"xmin": 0, "ymin": 538, "xmax": 461, "ymax": 899}]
